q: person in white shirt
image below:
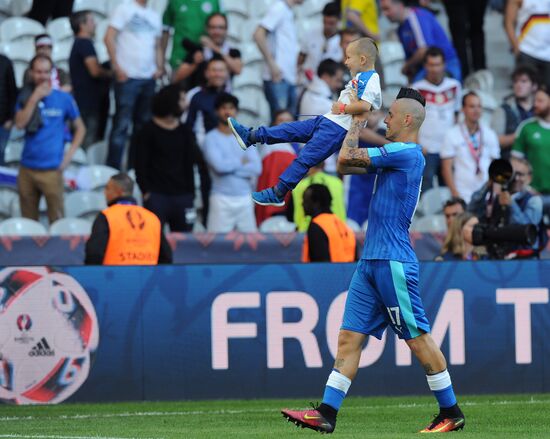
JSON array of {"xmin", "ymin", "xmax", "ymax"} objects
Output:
[
  {"xmin": 413, "ymin": 47, "xmax": 462, "ymax": 192},
  {"xmin": 298, "ymin": 2, "xmax": 342, "ymax": 89},
  {"xmin": 254, "ymin": 0, "xmax": 304, "ymax": 120},
  {"xmin": 104, "ymin": 0, "xmax": 164, "ymax": 170},
  {"xmin": 203, "ymin": 93, "xmax": 262, "ymax": 232},
  {"xmin": 441, "ymin": 92, "xmax": 500, "ymax": 203}
]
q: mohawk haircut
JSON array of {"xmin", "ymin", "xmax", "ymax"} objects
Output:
[{"xmin": 396, "ymin": 87, "xmax": 426, "ymax": 107}]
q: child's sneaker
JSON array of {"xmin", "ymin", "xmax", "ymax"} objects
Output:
[
  {"xmin": 251, "ymin": 188, "xmax": 285, "ymax": 207},
  {"xmin": 228, "ymin": 117, "xmax": 253, "ymax": 150}
]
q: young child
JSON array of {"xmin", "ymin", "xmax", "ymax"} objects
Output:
[{"xmin": 228, "ymin": 37, "xmax": 382, "ymax": 206}]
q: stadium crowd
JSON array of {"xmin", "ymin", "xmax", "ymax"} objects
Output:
[{"xmin": 0, "ymin": 0, "xmax": 549, "ymax": 261}]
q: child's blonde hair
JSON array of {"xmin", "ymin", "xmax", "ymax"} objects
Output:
[{"xmin": 352, "ymin": 37, "xmax": 379, "ymax": 63}]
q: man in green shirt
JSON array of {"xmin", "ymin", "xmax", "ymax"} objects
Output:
[
  {"xmin": 512, "ymin": 88, "xmax": 550, "ymax": 195},
  {"xmin": 161, "ymin": 0, "xmax": 221, "ymax": 70}
]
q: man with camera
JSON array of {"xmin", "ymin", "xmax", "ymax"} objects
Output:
[
  {"xmin": 172, "ymin": 13, "xmax": 242, "ymax": 89},
  {"xmin": 468, "ymin": 157, "xmax": 543, "ymax": 258}
]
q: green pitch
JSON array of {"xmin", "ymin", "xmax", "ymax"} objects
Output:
[{"xmin": 1, "ymin": 394, "xmax": 549, "ymax": 438}]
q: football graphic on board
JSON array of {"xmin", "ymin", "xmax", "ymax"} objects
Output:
[{"xmin": 0, "ymin": 267, "xmax": 99, "ymax": 404}]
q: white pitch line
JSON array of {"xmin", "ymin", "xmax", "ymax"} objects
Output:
[
  {"xmin": 0, "ymin": 435, "xmax": 162, "ymax": 439},
  {"xmin": 0, "ymin": 398, "xmax": 548, "ymax": 423}
]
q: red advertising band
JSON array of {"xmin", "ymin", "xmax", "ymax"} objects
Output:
[{"xmin": 460, "ymin": 123, "xmax": 483, "ymax": 175}]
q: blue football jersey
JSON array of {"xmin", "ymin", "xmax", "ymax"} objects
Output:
[{"xmin": 361, "ymin": 142, "xmax": 425, "ymax": 262}]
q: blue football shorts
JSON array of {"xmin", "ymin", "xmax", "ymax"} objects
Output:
[{"xmin": 341, "ymin": 259, "xmax": 431, "ymax": 340}]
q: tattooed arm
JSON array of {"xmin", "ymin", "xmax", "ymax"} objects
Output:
[{"xmin": 337, "ymin": 116, "xmax": 371, "ymax": 175}]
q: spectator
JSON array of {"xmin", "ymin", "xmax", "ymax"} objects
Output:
[
  {"xmin": 85, "ymin": 173, "xmax": 172, "ymax": 265},
  {"xmin": 254, "ymin": 0, "xmax": 303, "ymax": 120},
  {"xmin": 491, "ymin": 65, "xmax": 538, "ymax": 159},
  {"xmin": 505, "ymin": 0, "xmax": 550, "ymax": 88},
  {"xmin": 69, "ymin": 10, "xmax": 113, "ymax": 149},
  {"xmin": 255, "ymin": 110, "xmax": 297, "ymax": 226},
  {"xmin": 172, "ymin": 12, "xmax": 242, "ymax": 89},
  {"xmin": 135, "ymin": 85, "xmax": 210, "ymax": 232},
  {"xmin": 443, "ymin": 196, "xmax": 466, "ymax": 230},
  {"xmin": 0, "ymin": 54, "xmax": 16, "ymax": 166},
  {"xmin": 300, "ymin": 59, "xmax": 345, "ymax": 117},
  {"xmin": 340, "ymin": 0, "xmax": 380, "ymax": 41},
  {"xmin": 441, "ymin": 0, "xmax": 488, "ymax": 78},
  {"xmin": 413, "ymin": 47, "xmax": 462, "ymax": 191},
  {"xmin": 24, "ymin": 34, "xmax": 72, "ymax": 92},
  {"xmin": 28, "ymin": 0, "xmax": 73, "ymax": 26},
  {"xmin": 289, "ymin": 162, "xmax": 347, "ymax": 233},
  {"xmin": 104, "ymin": 0, "xmax": 164, "ymax": 170},
  {"xmin": 185, "ymin": 58, "xmax": 229, "ymax": 147},
  {"xmin": 380, "ymin": 0, "xmax": 461, "ymax": 82},
  {"xmin": 298, "ymin": 2, "xmax": 342, "ymax": 87},
  {"xmin": 161, "ymin": 0, "xmax": 221, "ymax": 71},
  {"xmin": 436, "ymin": 212, "xmax": 480, "ymax": 261},
  {"xmin": 441, "ymin": 92, "xmax": 500, "ymax": 203},
  {"xmin": 203, "ymin": 93, "xmax": 261, "ymax": 232},
  {"xmin": 15, "ymin": 54, "xmax": 85, "ymax": 224},
  {"xmin": 512, "ymin": 87, "xmax": 550, "ymax": 203},
  {"xmin": 302, "ymin": 184, "xmax": 356, "ymax": 262},
  {"xmin": 299, "ymin": 59, "xmax": 345, "ymax": 174},
  {"xmin": 469, "ymin": 157, "xmax": 542, "ymax": 227}
]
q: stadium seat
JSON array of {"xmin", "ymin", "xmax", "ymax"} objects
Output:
[
  {"xmin": 0, "ymin": 188, "xmax": 17, "ymax": 220},
  {"xmin": 86, "ymin": 140, "xmax": 107, "ymax": 165},
  {"xmin": 0, "ymin": 40, "xmax": 34, "ymax": 87},
  {"xmin": 9, "ymin": 0, "xmax": 32, "ymax": 16},
  {"xmin": 233, "ymin": 88, "xmax": 263, "ymax": 117},
  {"xmin": 223, "ymin": 0, "xmax": 249, "ymax": 17},
  {"xmin": 239, "ymin": 43, "xmax": 263, "ymax": 67},
  {"xmin": 346, "ymin": 218, "xmax": 361, "ymax": 232},
  {"xmin": 3, "ymin": 140, "xmax": 23, "ymax": 167},
  {"xmin": 383, "ymin": 63, "xmax": 408, "ymax": 88},
  {"xmin": 76, "ymin": 165, "xmax": 118, "ymax": 191},
  {"xmin": 51, "ymin": 40, "xmax": 73, "ymax": 70},
  {"xmin": 417, "ymin": 186, "xmax": 451, "ymax": 216},
  {"xmin": 47, "ymin": 17, "xmax": 74, "ymax": 44},
  {"xmin": 411, "ymin": 214, "xmax": 447, "ymax": 233},
  {"xmin": 72, "ymin": 0, "xmax": 108, "ymax": 20},
  {"xmin": 226, "ymin": 13, "xmax": 247, "ymax": 44},
  {"xmin": 0, "ymin": 0, "xmax": 10, "ymax": 17},
  {"xmin": 0, "ymin": 17, "xmax": 45, "ymax": 43},
  {"xmin": 49, "ymin": 217, "xmax": 92, "ymax": 235},
  {"xmin": 0, "ymin": 40, "xmax": 35, "ymax": 62},
  {"xmin": 0, "ymin": 217, "xmax": 48, "ymax": 236},
  {"xmin": 464, "ymin": 69, "xmax": 494, "ymax": 94},
  {"xmin": 259, "ymin": 216, "xmax": 296, "ymax": 233},
  {"xmin": 232, "ymin": 66, "xmax": 263, "ymax": 90},
  {"xmin": 64, "ymin": 191, "xmax": 106, "ymax": 220},
  {"xmin": 379, "ymin": 41, "xmax": 405, "ymax": 65},
  {"xmin": 94, "ymin": 18, "xmax": 110, "ymax": 44},
  {"xmin": 247, "ymin": 0, "xmax": 272, "ymax": 18},
  {"xmin": 66, "ymin": 145, "xmax": 88, "ymax": 167}
]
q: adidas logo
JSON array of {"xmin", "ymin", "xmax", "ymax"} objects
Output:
[{"xmin": 28, "ymin": 337, "xmax": 55, "ymax": 357}]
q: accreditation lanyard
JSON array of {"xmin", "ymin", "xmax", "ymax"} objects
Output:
[{"xmin": 460, "ymin": 123, "xmax": 483, "ymax": 175}]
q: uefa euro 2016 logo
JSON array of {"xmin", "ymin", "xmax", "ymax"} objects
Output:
[{"xmin": 0, "ymin": 267, "xmax": 99, "ymax": 404}]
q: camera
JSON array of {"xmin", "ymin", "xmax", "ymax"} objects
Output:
[
  {"xmin": 471, "ymin": 159, "xmax": 537, "ymax": 259},
  {"xmin": 181, "ymin": 37, "xmax": 203, "ymax": 63}
]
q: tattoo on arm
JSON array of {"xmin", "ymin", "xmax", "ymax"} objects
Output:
[
  {"xmin": 344, "ymin": 118, "xmax": 364, "ymax": 148},
  {"xmin": 334, "ymin": 358, "xmax": 345, "ymax": 369},
  {"xmin": 423, "ymin": 363, "xmax": 435, "ymax": 375}
]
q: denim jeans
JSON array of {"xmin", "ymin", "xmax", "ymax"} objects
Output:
[
  {"xmin": 263, "ymin": 79, "xmax": 297, "ymax": 121},
  {"xmin": 255, "ymin": 116, "xmax": 347, "ymax": 193},
  {"xmin": 107, "ymin": 78, "xmax": 155, "ymax": 170},
  {"xmin": 0, "ymin": 125, "xmax": 10, "ymax": 167},
  {"xmin": 422, "ymin": 153, "xmax": 444, "ymax": 192}
]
